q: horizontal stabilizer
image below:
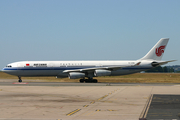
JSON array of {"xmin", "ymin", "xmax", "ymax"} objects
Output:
[{"xmin": 151, "ymin": 60, "xmax": 176, "ymax": 67}]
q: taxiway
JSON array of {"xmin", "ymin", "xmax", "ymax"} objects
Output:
[{"xmin": 0, "ymin": 79, "xmax": 180, "ymax": 120}]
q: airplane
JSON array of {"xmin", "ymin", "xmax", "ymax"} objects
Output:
[{"xmin": 2, "ymin": 38, "xmax": 175, "ymax": 83}]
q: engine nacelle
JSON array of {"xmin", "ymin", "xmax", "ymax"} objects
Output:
[
  {"xmin": 94, "ymin": 70, "xmax": 111, "ymax": 77},
  {"xmin": 68, "ymin": 72, "xmax": 85, "ymax": 79}
]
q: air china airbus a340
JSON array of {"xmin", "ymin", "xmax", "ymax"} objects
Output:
[{"xmin": 2, "ymin": 38, "xmax": 175, "ymax": 83}]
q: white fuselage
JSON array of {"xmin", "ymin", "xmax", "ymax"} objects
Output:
[
  {"xmin": 1, "ymin": 38, "xmax": 173, "ymax": 83},
  {"xmin": 2, "ymin": 60, "xmax": 153, "ymax": 78}
]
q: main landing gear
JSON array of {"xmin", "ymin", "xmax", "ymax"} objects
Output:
[
  {"xmin": 79, "ymin": 78, "xmax": 98, "ymax": 83},
  {"xmin": 18, "ymin": 76, "xmax": 22, "ymax": 82}
]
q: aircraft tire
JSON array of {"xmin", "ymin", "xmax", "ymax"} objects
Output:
[
  {"xmin": 80, "ymin": 79, "xmax": 85, "ymax": 83},
  {"xmin": 85, "ymin": 79, "xmax": 98, "ymax": 83},
  {"xmin": 19, "ymin": 79, "xmax": 22, "ymax": 82},
  {"xmin": 85, "ymin": 79, "xmax": 91, "ymax": 83},
  {"xmin": 93, "ymin": 79, "xmax": 98, "ymax": 83}
]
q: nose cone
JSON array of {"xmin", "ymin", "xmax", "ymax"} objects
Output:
[
  {"xmin": 1, "ymin": 66, "xmax": 17, "ymax": 76},
  {"xmin": 2, "ymin": 67, "xmax": 8, "ymax": 74},
  {"xmin": 2, "ymin": 67, "xmax": 6, "ymax": 72},
  {"xmin": 2, "ymin": 63, "xmax": 19, "ymax": 76},
  {"xmin": 2, "ymin": 65, "xmax": 13, "ymax": 73}
]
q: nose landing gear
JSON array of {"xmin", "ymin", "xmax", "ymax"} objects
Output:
[{"xmin": 18, "ymin": 76, "xmax": 22, "ymax": 82}]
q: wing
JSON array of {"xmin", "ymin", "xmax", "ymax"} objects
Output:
[{"xmin": 63, "ymin": 62, "xmax": 141, "ymax": 73}]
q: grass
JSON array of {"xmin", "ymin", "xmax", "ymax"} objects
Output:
[{"xmin": 1, "ymin": 71, "xmax": 180, "ymax": 83}]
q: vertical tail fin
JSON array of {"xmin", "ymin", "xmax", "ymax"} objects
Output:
[{"xmin": 140, "ymin": 38, "xmax": 169, "ymax": 61}]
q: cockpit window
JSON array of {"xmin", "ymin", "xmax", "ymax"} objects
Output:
[{"xmin": 6, "ymin": 65, "xmax": 12, "ymax": 67}]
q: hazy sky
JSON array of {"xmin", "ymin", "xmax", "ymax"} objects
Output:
[{"xmin": 1, "ymin": 0, "xmax": 180, "ymax": 69}]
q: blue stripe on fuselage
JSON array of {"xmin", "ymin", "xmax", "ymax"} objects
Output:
[{"xmin": 2, "ymin": 66, "xmax": 152, "ymax": 71}]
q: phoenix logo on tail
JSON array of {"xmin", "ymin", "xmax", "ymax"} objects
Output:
[{"xmin": 155, "ymin": 45, "xmax": 165, "ymax": 57}]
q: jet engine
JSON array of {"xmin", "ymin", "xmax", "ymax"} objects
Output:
[
  {"xmin": 94, "ymin": 70, "xmax": 111, "ymax": 77},
  {"xmin": 68, "ymin": 72, "xmax": 85, "ymax": 79}
]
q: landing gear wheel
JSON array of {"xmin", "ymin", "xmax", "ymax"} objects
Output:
[
  {"xmin": 18, "ymin": 76, "xmax": 22, "ymax": 83},
  {"xmin": 85, "ymin": 79, "xmax": 91, "ymax": 83},
  {"xmin": 93, "ymin": 79, "xmax": 98, "ymax": 83},
  {"xmin": 80, "ymin": 79, "xmax": 85, "ymax": 83},
  {"xmin": 85, "ymin": 79, "xmax": 98, "ymax": 83},
  {"xmin": 19, "ymin": 79, "xmax": 22, "ymax": 82}
]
